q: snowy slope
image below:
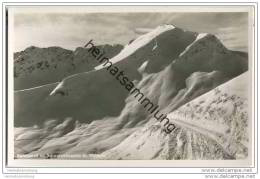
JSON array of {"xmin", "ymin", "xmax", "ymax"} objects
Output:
[
  {"xmin": 93, "ymin": 72, "xmax": 249, "ymax": 160},
  {"xmin": 14, "ymin": 72, "xmax": 249, "ymax": 159}
]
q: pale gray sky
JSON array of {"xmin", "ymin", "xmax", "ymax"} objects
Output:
[{"xmin": 13, "ymin": 12, "xmax": 248, "ymax": 52}]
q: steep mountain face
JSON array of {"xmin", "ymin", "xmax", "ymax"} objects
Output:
[
  {"xmin": 14, "ymin": 25, "xmax": 248, "ymax": 160},
  {"xmin": 14, "ymin": 44, "xmax": 123, "ymax": 90},
  {"xmin": 172, "ymin": 33, "xmax": 248, "ymax": 77},
  {"xmin": 14, "ymin": 25, "xmax": 199, "ymax": 127}
]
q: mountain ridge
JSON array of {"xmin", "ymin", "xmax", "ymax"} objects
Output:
[{"xmin": 14, "ymin": 44, "xmax": 123, "ymax": 90}]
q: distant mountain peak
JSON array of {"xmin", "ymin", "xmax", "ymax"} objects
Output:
[{"xmin": 24, "ymin": 45, "xmax": 39, "ymax": 51}]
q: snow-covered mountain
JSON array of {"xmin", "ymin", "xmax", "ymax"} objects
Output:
[
  {"xmin": 14, "ymin": 44, "xmax": 123, "ymax": 90},
  {"xmin": 14, "ymin": 25, "xmax": 248, "ymax": 160}
]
